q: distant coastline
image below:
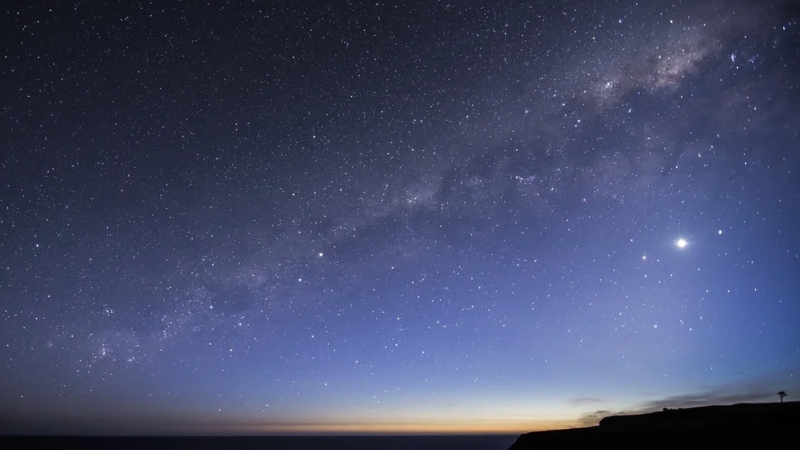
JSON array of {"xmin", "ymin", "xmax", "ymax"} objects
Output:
[{"xmin": 508, "ymin": 401, "xmax": 799, "ymax": 448}]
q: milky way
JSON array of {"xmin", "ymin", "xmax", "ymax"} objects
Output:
[{"xmin": 1, "ymin": 0, "xmax": 799, "ymax": 434}]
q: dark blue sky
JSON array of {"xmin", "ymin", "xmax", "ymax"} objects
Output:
[{"xmin": 1, "ymin": 0, "xmax": 799, "ymax": 435}]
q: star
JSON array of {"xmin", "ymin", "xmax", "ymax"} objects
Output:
[{"xmin": 676, "ymin": 238, "xmax": 689, "ymax": 249}]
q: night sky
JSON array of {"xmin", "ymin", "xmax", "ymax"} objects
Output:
[{"xmin": 2, "ymin": 0, "xmax": 799, "ymax": 436}]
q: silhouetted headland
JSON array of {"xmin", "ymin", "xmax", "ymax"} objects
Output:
[{"xmin": 508, "ymin": 401, "xmax": 799, "ymax": 449}]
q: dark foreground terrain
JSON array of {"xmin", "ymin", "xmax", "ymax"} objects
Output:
[{"xmin": 509, "ymin": 401, "xmax": 799, "ymax": 449}]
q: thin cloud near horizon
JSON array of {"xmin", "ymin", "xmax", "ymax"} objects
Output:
[{"xmin": 578, "ymin": 373, "xmax": 799, "ymax": 427}]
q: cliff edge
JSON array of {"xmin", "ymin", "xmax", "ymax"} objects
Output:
[{"xmin": 508, "ymin": 401, "xmax": 799, "ymax": 449}]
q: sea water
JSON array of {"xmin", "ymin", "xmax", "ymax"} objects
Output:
[{"xmin": 2, "ymin": 435, "xmax": 520, "ymax": 450}]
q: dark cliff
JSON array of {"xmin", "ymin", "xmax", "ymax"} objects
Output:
[{"xmin": 508, "ymin": 401, "xmax": 799, "ymax": 449}]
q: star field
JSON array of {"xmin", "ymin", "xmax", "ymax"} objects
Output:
[{"xmin": 1, "ymin": 0, "xmax": 799, "ymax": 435}]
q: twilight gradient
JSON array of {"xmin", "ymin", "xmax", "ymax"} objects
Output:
[{"xmin": 1, "ymin": 0, "xmax": 799, "ymax": 435}]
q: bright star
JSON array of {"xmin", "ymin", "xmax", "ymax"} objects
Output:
[{"xmin": 676, "ymin": 238, "xmax": 688, "ymax": 249}]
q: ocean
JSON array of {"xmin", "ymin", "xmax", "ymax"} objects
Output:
[{"xmin": 2, "ymin": 435, "xmax": 519, "ymax": 450}]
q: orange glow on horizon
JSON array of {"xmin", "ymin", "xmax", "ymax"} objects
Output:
[{"xmin": 213, "ymin": 418, "xmax": 583, "ymax": 435}]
